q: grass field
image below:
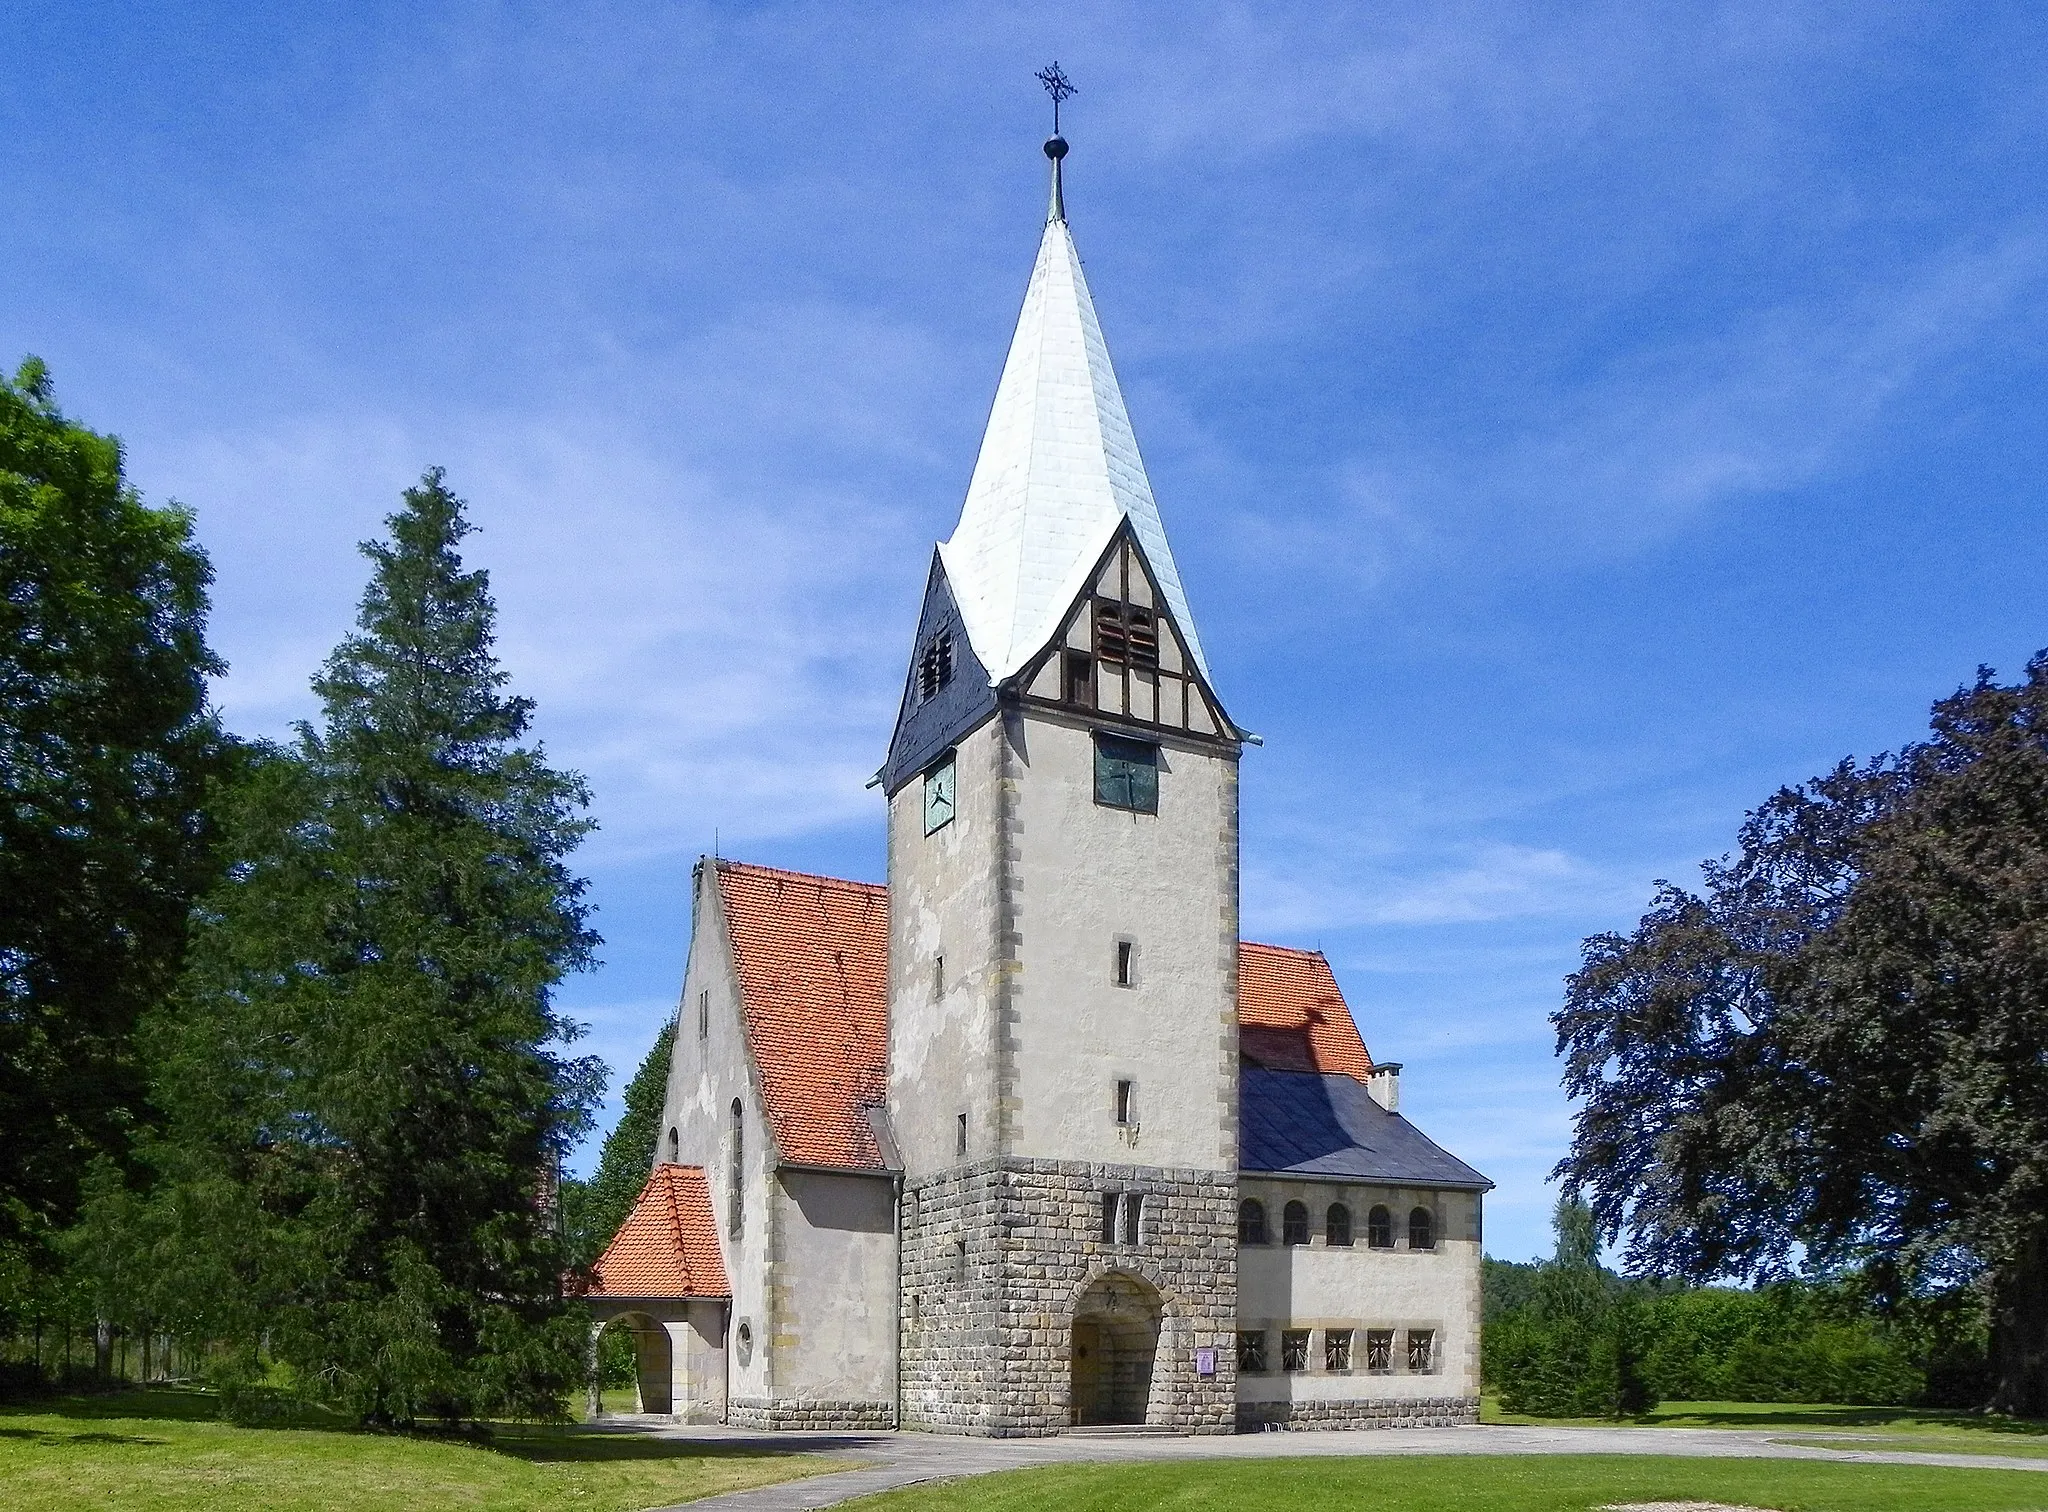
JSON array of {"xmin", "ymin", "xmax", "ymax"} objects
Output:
[
  {"xmin": 0, "ymin": 1387, "xmax": 846, "ymax": 1512},
  {"xmin": 1480, "ymin": 1397, "xmax": 2048, "ymax": 1458},
  {"xmin": 845, "ymin": 1455, "xmax": 2048, "ymax": 1511}
]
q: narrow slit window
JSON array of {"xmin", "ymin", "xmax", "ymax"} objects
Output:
[
  {"xmin": 1101, "ymin": 1192, "xmax": 1121, "ymax": 1244},
  {"xmin": 1121, "ymin": 1193, "xmax": 1143, "ymax": 1246},
  {"xmin": 933, "ymin": 953, "xmax": 945, "ymax": 999},
  {"xmin": 727, "ymin": 1100, "xmax": 743, "ymax": 1237},
  {"xmin": 1115, "ymin": 1079, "xmax": 1135, "ymax": 1126},
  {"xmin": 955, "ymin": 1112, "xmax": 968, "ymax": 1158},
  {"xmin": 1115, "ymin": 939, "xmax": 1135, "ymax": 987},
  {"xmin": 697, "ymin": 990, "xmax": 709, "ymax": 1041}
]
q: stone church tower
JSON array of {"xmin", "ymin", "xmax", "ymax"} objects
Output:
[{"xmin": 880, "ymin": 129, "xmax": 1244, "ymax": 1434}]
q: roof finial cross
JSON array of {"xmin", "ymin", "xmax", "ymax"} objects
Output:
[
  {"xmin": 1035, "ymin": 61, "xmax": 1076, "ymax": 135},
  {"xmin": 1035, "ymin": 63, "xmax": 1075, "ymax": 223}
]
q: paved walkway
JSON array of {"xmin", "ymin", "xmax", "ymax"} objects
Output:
[{"xmin": 590, "ymin": 1418, "xmax": 2048, "ymax": 1511}]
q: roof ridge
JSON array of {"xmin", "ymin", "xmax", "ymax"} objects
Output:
[
  {"xmin": 715, "ymin": 858, "xmax": 886, "ymax": 893},
  {"xmin": 1241, "ymin": 939, "xmax": 1328, "ymax": 960}
]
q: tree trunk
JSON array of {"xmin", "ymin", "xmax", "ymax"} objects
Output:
[
  {"xmin": 1990, "ymin": 1233, "xmax": 2048, "ymax": 1417},
  {"xmin": 95, "ymin": 1318, "xmax": 113, "ymax": 1381}
]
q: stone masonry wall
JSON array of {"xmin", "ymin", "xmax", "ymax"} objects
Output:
[
  {"xmin": 1236, "ymin": 1396, "xmax": 1479, "ymax": 1431},
  {"xmin": 727, "ymin": 1397, "xmax": 896, "ymax": 1431},
  {"xmin": 901, "ymin": 1156, "xmax": 1237, "ymax": 1436}
]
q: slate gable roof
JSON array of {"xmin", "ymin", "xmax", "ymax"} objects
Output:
[
  {"xmin": 1240, "ymin": 1068, "xmax": 1492, "ymax": 1190},
  {"xmin": 581, "ymin": 1164, "xmax": 731, "ymax": 1298}
]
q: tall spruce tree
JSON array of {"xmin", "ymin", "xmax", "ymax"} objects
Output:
[
  {"xmin": 562, "ymin": 1016, "xmax": 677, "ymax": 1267},
  {"xmin": 0, "ymin": 358, "xmax": 225, "ymax": 1288},
  {"xmin": 151, "ymin": 470, "xmax": 602, "ymax": 1423},
  {"xmin": 1555, "ymin": 652, "xmax": 2048, "ymax": 1415}
]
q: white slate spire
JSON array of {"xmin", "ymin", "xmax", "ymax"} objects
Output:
[{"xmin": 936, "ymin": 135, "xmax": 1212, "ymax": 685}]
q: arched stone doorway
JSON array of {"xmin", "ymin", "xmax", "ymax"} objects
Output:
[
  {"xmin": 592, "ymin": 1311, "xmax": 675, "ymax": 1415},
  {"xmin": 1069, "ymin": 1271, "xmax": 1163, "ymax": 1427}
]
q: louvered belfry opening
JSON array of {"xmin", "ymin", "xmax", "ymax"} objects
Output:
[{"xmin": 1092, "ymin": 599, "xmax": 1157, "ymax": 671}]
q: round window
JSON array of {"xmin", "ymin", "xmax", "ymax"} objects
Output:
[{"xmin": 735, "ymin": 1319, "xmax": 754, "ymax": 1365}]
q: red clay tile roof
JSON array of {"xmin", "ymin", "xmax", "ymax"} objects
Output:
[
  {"xmin": 1237, "ymin": 941, "xmax": 1373, "ymax": 1081},
  {"xmin": 716, "ymin": 860, "xmax": 892, "ymax": 1171},
  {"xmin": 584, "ymin": 1164, "xmax": 730, "ymax": 1298}
]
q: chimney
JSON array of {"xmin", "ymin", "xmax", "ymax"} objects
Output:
[{"xmin": 1366, "ymin": 1062, "xmax": 1402, "ymax": 1113}]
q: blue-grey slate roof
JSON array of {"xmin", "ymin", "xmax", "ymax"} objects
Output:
[{"xmin": 1240, "ymin": 1068, "xmax": 1492, "ymax": 1190}]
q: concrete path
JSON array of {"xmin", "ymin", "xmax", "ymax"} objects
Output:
[{"xmin": 592, "ymin": 1418, "xmax": 2048, "ymax": 1511}]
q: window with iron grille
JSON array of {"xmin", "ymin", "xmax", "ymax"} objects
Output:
[
  {"xmin": 1093, "ymin": 732, "xmax": 1159, "ymax": 813},
  {"xmin": 1408, "ymin": 1328, "xmax": 1436, "ymax": 1373},
  {"xmin": 1281, "ymin": 1330, "xmax": 1311, "ymax": 1373},
  {"xmin": 1325, "ymin": 1328, "xmax": 1353, "ymax": 1373},
  {"xmin": 1366, "ymin": 1329, "xmax": 1394, "ymax": 1373},
  {"xmin": 1121, "ymin": 1192, "xmax": 1143, "ymax": 1246},
  {"xmin": 1237, "ymin": 1330, "xmax": 1268, "ymax": 1374},
  {"xmin": 1282, "ymin": 1201, "xmax": 1310, "ymax": 1246}
]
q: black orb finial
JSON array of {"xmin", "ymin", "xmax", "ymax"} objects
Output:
[{"xmin": 1044, "ymin": 134, "xmax": 1068, "ymax": 161}]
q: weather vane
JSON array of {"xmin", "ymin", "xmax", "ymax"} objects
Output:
[{"xmin": 1035, "ymin": 62, "xmax": 1076, "ymax": 136}]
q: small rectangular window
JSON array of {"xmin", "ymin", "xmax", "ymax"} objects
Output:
[
  {"xmin": 1093, "ymin": 733, "xmax": 1159, "ymax": 814},
  {"xmin": 1115, "ymin": 939, "xmax": 1135, "ymax": 987},
  {"xmin": 1237, "ymin": 1330, "xmax": 1268, "ymax": 1374},
  {"xmin": 1325, "ymin": 1328, "xmax": 1353, "ymax": 1373},
  {"xmin": 1101, "ymin": 1192, "xmax": 1120, "ymax": 1244},
  {"xmin": 1281, "ymin": 1329, "xmax": 1311, "ymax": 1373},
  {"xmin": 697, "ymin": 991, "xmax": 708, "ymax": 1040},
  {"xmin": 955, "ymin": 1112, "xmax": 968, "ymax": 1158},
  {"xmin": 1366, "ymin": 1329, "xmax": 1395, "ymax": 1373},
  {"xmin": 1064, "ymin": 649, "xmax": 1094, "ymax": 706},
  {"xmin": 1121, "ymin": 1192, "xmax": 1142, "ymax": 1246},
  {"xmin": 1408, "ymin": 1329, "xmax": 1435, "ymax": 1374},
  {"xmin": 1115, "ymin": 1079, "xmax": 1135, "ymax": 1125}
]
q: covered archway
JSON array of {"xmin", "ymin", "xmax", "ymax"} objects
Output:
[
  {"xmin": 1069, "ymin": 1270, "xmax": 1163, "ymax": 1427},
  {"xmin": 592, "ymin": 1310, "xmax": 675, "ymax": 1415}
]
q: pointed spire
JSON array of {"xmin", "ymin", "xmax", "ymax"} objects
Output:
[
  {"xmin": 1035, "ymin": 60, "xmax": 1075, "ymax": 225},
  {"xmin": 936, "ymin": 88, "xmax": 1212, "ymax": 687}
]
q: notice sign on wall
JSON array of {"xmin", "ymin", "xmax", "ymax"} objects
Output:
[{"xmin": 1194, "ymin": 1347, "xmax": 1217, "ymax": 1378}]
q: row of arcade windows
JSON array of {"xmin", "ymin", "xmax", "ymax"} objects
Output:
[
  {"xmin": 1239, "ymin": 1327, "xmax": 1437, "ymax": 1375},
  {"xmin": 1239, "ymin": 1199, "xmax": 1437, "ymax": 1251}
]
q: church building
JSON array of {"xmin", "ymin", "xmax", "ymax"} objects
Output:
[{"xmin": 580, "ymin": 121, "xmax": 1490, "ymax": 1436}]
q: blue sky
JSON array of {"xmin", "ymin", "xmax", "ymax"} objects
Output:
[{"xmin": 7, "ymin": 2, "xmax": 2046, "ymax": 1263}]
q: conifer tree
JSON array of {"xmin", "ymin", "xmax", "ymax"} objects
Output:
[{"xmin": 151, "ymin": 470, "xmax": 602, "ymax": 1423}]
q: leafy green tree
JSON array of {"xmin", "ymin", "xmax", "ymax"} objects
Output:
[
  {"xmin": 561, "ymin": 1015, "xmax": 677, "ymax": 1267},
  {"xmin": 1555, "ymin": 653, "xmax": 2048, "ymax": 1414},
  {"xmin": 148, "ymin": 470, "xmax": 602, "ymax": 1424},
  {"xmin": 0, "ymin": 358, "xmax": 225, "ymax": 1288}
]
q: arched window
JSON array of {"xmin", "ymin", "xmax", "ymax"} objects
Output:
[
  {"xmin": 728, "ymin": 1099, "xmax": 744, "ymax": 1237},
  {"xmin": 1282, "ymin": 1201, "xmax": 1310, "ymax": 1246},
  {"xmin": 1238, "ymin": 1199, "xmax": 1269, "ymax": 1245},
  {"xmin": 1367, "ymin": 1204, "xmax": 1394, "ymax": 1249},
  {"xmin": 1409, "ymin": 1205, "xmax": 1436, "ymax": 1251},
  {"xmin": 666, "ymin": 1127, "xmax": 679, "ymax": 1164},
  {"xmin": 1326, "ymin": 1203, "xmax": 1353, "ymax": 1247}
]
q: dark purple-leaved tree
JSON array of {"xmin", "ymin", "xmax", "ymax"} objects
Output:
[{"xmin": 1556, "ymin": 653, "xmax": 2048, "ymax": 1416}]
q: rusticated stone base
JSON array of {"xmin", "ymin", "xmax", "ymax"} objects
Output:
[
  {"xmin": 1236, "ymin": 1396, "xmax": 1479, "ymax": 1432},
  {"xmin": 900, "ymin": 1157, "xmax": 1238, "ymax": 1436},
  {"xmin": 727, "ymin": 1397, "xmax": 896, "ymax": 1431}
]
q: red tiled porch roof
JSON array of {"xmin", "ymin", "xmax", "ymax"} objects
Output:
[{"xmin": 583, "ymin": 1164, "xmax": 729, "ymax": 1298}]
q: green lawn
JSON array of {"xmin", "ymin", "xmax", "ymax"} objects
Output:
[
  {"xmin": 0, "ymin": 1388, "xmax": 849, "ymax": 1512},
  {"xmin": 1483, "ymin": 1395, "xmax": 2048, "ymax": 1441},
  {"xmin": 845, "ymin": 1455, "xmax": 2048, "ymax": 1511}
]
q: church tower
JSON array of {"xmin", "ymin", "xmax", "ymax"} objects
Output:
[{"xmin": 883, "ymin": 98, "xmax": 1242, "ymax": 1435}]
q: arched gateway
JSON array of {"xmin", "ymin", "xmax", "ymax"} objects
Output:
[{"xmin": 1069, "ymin": 1272, "xmax": 1163, "ymax": 1427}]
